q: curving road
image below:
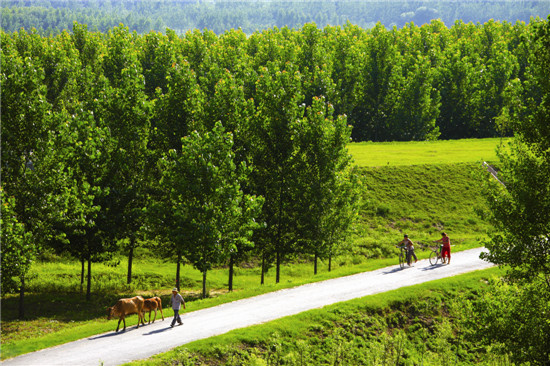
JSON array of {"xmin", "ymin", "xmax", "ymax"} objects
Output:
[{"xmin": 2, "ymin": 247, "xmax": 493, "ymax": 366}]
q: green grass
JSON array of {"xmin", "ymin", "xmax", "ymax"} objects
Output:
[
  {"xmin": 129, "ymin": 266, "xmax": 507, "ymax": 366},
  {"xmin": 1, "ymin": 138, "xmax": 500, "ymax": 360},
  {"xmin": 348, "ymin": 138, "xmax": 509, "ymax": 167}
]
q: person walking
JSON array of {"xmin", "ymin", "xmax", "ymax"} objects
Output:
[
  {"xmin": 435, "ymin": 232, "xmax": 451, "ymax": 264},
  {"xmin": 169, "ymin": 288, "xmax": 185, "ymax": 327},
  {"xmin": 398, "ymin": 234, "xmax": 417, "ymax": 265}
]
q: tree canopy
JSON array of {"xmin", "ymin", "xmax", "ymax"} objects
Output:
[
  {"xmin": 482, "ymin": 15, "xmax": 550, "ymax": 284},
  {"xmin": 471, "ymin": 15, "xmax": 550, "ymax": 365}
]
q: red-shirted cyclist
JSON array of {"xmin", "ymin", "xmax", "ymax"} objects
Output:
[{"xmin": 434, "ymin": 232, "xmax": 451, "ymax": 264}]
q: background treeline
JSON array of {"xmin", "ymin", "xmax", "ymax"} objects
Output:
[
  {"xmin": 0, "ymin": 19, "xmax": 544, "ymax": 310},
  {"xmin": 2, "ymin": 0, "xmax": 550, "ymax": 35},
  {"xmin": 3, "ymin": 19, "xmax": 546, "ymax": 142}
]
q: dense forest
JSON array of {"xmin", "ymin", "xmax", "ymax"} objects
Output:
[
  {"xmin": 3, "ymin": 19, "xmax": 545, "ymax": 142},
  {"xmin": 2, "ymin": 0, "xmax": 550, "ymax": 35}
]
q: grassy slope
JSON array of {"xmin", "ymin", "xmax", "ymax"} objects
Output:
[
  {"xmin": 0, "ymin": 138, "xmax": 500, "ymax": 360},
  {"xmin": 354, "ymin": 162, "xmax": 491, "ymax": 259}
]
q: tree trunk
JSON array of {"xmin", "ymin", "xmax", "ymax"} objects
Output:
[
  {"xmin": 127, "ymin": 237, "xmax": 135, "ymax": 284},
  {"xmin": 228, "ymin": 254, "xmax": 234, "ymax": 292},
  {"xmin": 261, "ymin": 252, "xmax": 265, "ymax": 285},
  {"xmin": 276, "ymin": 248, "xmax": 281, "ymax": 284},
  {"xmin": 314, "ymin": 252, "xmax": 318, "ymax": 275},
  {"xmin": 276, "ymin": 182, "xmax": 284, "ymax": 284},
  {"xmin": 18, "ymin": 275, "xmax": 25, "ymax": 319},
  {"xmin": 175, "ymin": 254, "xmax": 181, "ymax": 291},
  {"xmin": 328, "ymin": 255, "xmax": 332, "ymax": 272},
  {"xmin": 80, "ymin": 258, "xmax": 85, "ymax": 293},
  {"xmin": 202, "ymin": 270, "xmax": 207, "ymax": 299},
  {"xmin": 86, "ymin": 256, "xmax": 92, "ymax": 301}
]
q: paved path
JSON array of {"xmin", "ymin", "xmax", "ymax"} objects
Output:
[{"xmin": 2, "ymin": 247, "xmax": 493, "ymax": 366}]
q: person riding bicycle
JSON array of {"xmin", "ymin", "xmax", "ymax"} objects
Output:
[
  {"xmin": 434, "ymin": 232, "xmax": 451, "ymax": 264},
  {"xmin": 398, "ymin": 234, "xmax": 418, "ymax": 265}
]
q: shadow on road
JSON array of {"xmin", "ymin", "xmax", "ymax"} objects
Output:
[
  {"xmin": 89, "ymin": 323, "xmax": 151, "ymax": 340},
  {"xmin": 143, "ymin": 327, "xmax": 173, "ymax": 336},
  {"xmin": 420, "ymin": 263, "xmax": 446, "ymax": 271},
  {"xmin": 88, "ymin": 332, "xmax": 123, "ymax": 340},
  {"xmin": 382, "ymin": 267, "xmax": 405, "ymax": 274},
  {"xmin": 383, "ymin": 263, "xmax": 447, "ymax": 274}
]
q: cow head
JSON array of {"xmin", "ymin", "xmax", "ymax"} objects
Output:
[{"xmin": 107, "ymin": 306, "xmax": 114, "ymax": 320}]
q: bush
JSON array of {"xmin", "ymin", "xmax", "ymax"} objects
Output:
[
  {"xmin": 376, "ymin": 204, "xmax": 391, "ymax": 217},
  {"xmin": 458, "ymin": 277, "xmax": 550, "ymax": 365}
]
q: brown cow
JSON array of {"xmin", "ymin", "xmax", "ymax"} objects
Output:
[
  {"xmin": 142, "ymin": 296, "xmax": 164, "ymax": 323},
  {"xmin": 106, "ymin": 296, "xmax": 146, "ymax": 332}
]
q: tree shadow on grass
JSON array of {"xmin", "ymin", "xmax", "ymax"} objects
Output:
[{"xmin": 1, "ymin": 291, "xmax": 172, "ymax": 323}]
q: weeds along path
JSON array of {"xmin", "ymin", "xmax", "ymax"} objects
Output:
[{"xmin": 2, "ymin": 247, "xmax": 493, "ymax": 366}]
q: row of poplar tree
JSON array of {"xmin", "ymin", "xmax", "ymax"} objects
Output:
[
  {"xmin": 1, "ymin": 22, "xmax": 363, "ymax": 309},
  {"xmin": 1, "ymin": 18, "xmax": 545, "ymax": 307}
]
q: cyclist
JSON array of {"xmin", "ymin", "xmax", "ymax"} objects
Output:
[
  {"xmin": 434, "ymin": 232, "xmax": 451, "ymax": 264},
  {"xmin": 398, "ymin": 234, "xmax": 417, "ymax": 265}
]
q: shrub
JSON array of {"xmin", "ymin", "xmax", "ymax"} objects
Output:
[{"xmin": 376, "ymin": 204, "xmax": 391, "ymax": 217}]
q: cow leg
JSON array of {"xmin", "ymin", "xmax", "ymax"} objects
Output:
[
  {"xmin": 137, "ymin": 311, "xmax": 144, "ymax": 328},
  {"xmin": 116, "ymin": 318, "xmax": 122, "ymax": 332},
  {"xmin": 152, "ymin": 309, "xmax": 157, "ymax": 323},
  {"xmin": 159, "ymin": 306, "xmax": 164, "ymax": 321}
]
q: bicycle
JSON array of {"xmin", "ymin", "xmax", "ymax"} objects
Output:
[
  {"xmin": 395, "ymin": 245, "xmax": 411, "ymax": 269},
  {"xmin": 428, "ymin": 244, "xmax": 444, "ymax": 265}
]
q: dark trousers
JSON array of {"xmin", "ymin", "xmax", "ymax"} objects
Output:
[
  {"xmin": 171, "ymin": 309, "xmax": 182, "ymax": 326},
  {"xmin": 407, "ymin": 249, "xmax": 417, "ymax": 263}
]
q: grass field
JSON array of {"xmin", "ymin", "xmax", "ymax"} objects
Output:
[
  {"xmin": 348, "ymin": 137, "xmax": 509, "ymax": 167},
  {"xmin": 0, "ymin": 138, "xmax": 504, "ymax": 360}
]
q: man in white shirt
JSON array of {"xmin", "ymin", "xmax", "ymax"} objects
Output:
[{"xmin": 169, "ymin": 287, "xmax": 186, "ymax": 327}]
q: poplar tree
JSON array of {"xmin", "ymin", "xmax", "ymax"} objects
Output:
[{"xmin": 158, "ymin": 123, "xmax": 262, "ymax": 298}]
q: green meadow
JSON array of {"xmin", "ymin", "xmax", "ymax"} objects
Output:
[
  {"xmin": 348, "ymin": 137, "xmax": 509, "ymax": 167},
  {"xmin": 1, "ymin": 138, "xmax": 504, "ymax": 360}
]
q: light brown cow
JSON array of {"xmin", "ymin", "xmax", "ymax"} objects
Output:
[
  {"xmin": 142, "ymin": 296, "xmax": 164, "ymax": 323},
  {"xmin": 106, "ymin": 296, "xmax": 145, "ymax": 332}
]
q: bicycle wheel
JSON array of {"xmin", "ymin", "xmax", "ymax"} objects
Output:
[
  {"xmin": 429, "ymin": 250, "xmax": 439, "ymax": 265},
  {"xmin": 399, "ymin": 251, "xmax": 405, "ymax": 269}
]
